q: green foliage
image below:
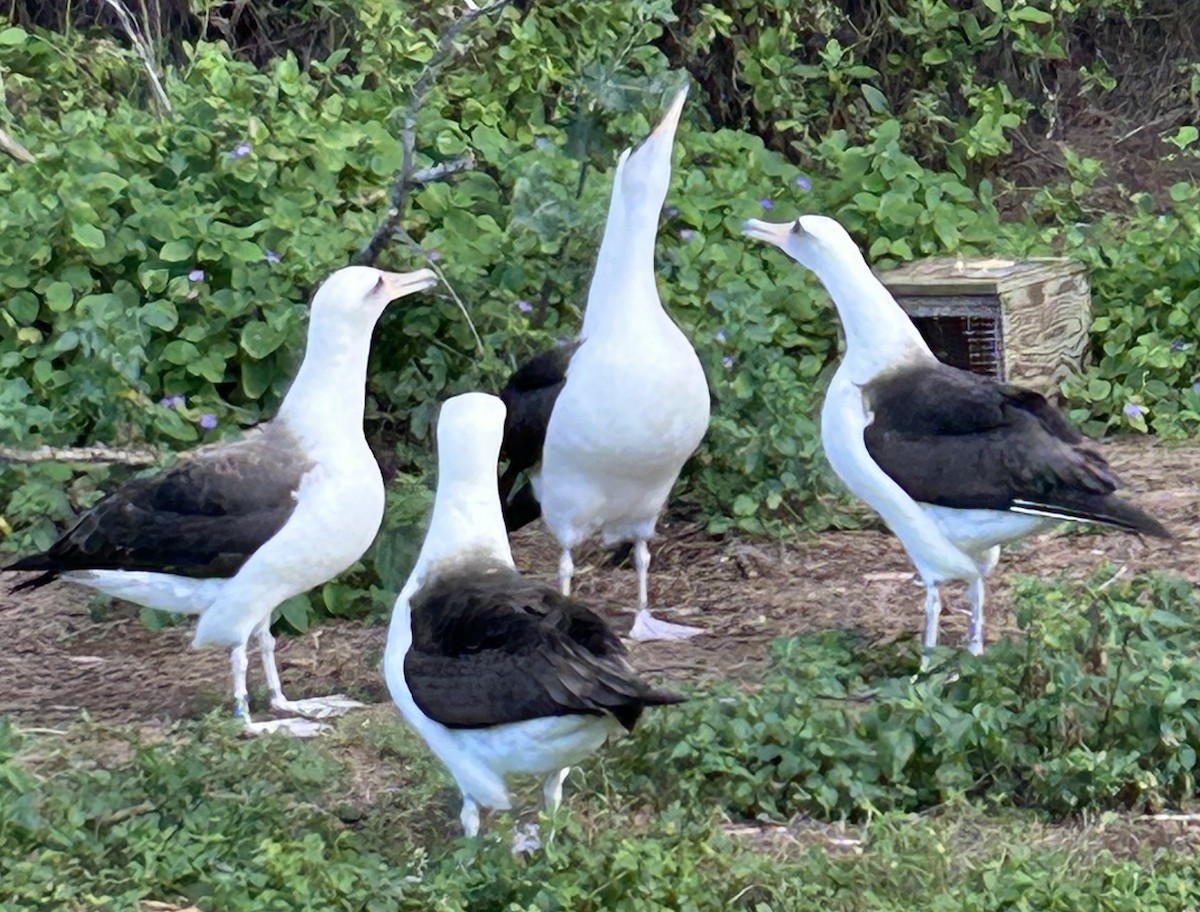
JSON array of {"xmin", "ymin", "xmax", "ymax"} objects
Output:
[
  {"xmin": 8, "ymin": 691, "xmax": 1200, "ymax": 910},
  {"xmin": 614, "ymin": 570, "xmax": 1200, "ymax": 820}
]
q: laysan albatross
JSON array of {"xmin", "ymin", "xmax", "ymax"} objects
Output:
[
  {"xmin": 497, "ymin": 86, "xmax": 711, "ymax": 642},
  {"xmin": 386, "ymin": 392, "xmax": 684, "ymax": 839},
  {"xmin": 5, "ymin": 265, "xmax": 438, "ymax": 734},
  {"xmin": 743, "ymin": 214, "xmax": 1169, "ymax": 658}
]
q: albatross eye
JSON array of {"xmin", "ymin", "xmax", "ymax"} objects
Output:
[{"xmin": 371, "ymin": 274, "xmax": 386, "ymax": 294}]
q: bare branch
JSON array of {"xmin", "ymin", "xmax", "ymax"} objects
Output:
[
  {"xmin": 99, "ymin": 0, "xmax": 172, "ymax": 117},
  {"xmin": 0, "ymin": 444, "xmax": 161, "ymax": 467},
  {"xmin": 358, "ymin": 0, "xmax": 514, "ymax": 267}
]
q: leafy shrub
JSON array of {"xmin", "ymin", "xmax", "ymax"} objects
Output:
[
  {"xmin": 613, "ymin": 570, "xmax": 1200, "ymax": 819},
  {"xmin": 8, "ymin": 711, "xmax": 1200, "ymax": 911}
]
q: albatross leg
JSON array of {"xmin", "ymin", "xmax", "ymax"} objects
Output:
[
  {"xmin": 511, "ymin": 767, "xmax": 572, "ymax": 855},
  {"xmin": 543, "ymin": 767, "xmax": 570, "ymax": 814},
  {"xmin": 966, "ymin": 547, "xmax": 1000, "ymax": 656},
  {"xmin": 230, "ymin": 640, "xmax": 323, "ymax": 737},
  {"xmin": 460, "ymin": 795, "xmax": 482, "ymax": 838},
  {"xmin": 231, "ymin": 644, "xmax": 251, "ymax": 721},
  {"xmin": 628, "ymin": 539, "xmax": 704, "ymax": 642},
  {"xmin": 967, "ymin": 577, "xmax": 987, "ymax": 656},
  {"xmin": 258, "ymin": 626, "xmax": 363, "ymax": 722},
  {"xmin": 558, "ymin": 548, "xmax": 575, "ymax": 596},
  {"xmin": 919, "ymin": 584, "xmax": 944, "ymax": 672}
]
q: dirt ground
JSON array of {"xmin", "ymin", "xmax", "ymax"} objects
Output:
[{"xmin": 1, "ymin": 436, "xmax": 1197, "ymax": 729}]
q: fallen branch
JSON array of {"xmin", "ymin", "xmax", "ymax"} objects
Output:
[
  {"xmin": 0, "ymin": 444, "xmax": 161, "ymax": 466},
  {"xmin": 357, "ymin": 0, "xmax": 514, "ymax": 267},
  {"xmin": 0, "ymin": 125, "xmax": 34, "ymax": 163},
  {"xmin": 93, "ymin": 800, "xmax": 156, "ymax": 827}
]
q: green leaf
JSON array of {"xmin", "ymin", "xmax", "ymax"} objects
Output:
[
  {"xmin": 160, "ymin": 240, "xmax": 194, "ymax": 262},
  {"xmin": 278, "ymin": 594, "xmax": 311, "ymax": 633},
  {"xmin": 0, "ymin": 26, "xmax": 27, "ymax": 45},
  {"xmin": 43, "ymin": 281, "xmax": 74, "ymax": 313},
  {"xmin": 70, "ymin": 223, "xmax": 106, "ymax": 250},
  {"xmin": 860, "ymin": 84, "xmax": 889, "ymax": 113},
  {"xmin": 241, "ymin": 320, "xmax": 286, "ymax": 359},
  {"xmin": 1011, "ymin": 6, "xmax": 1054, "ymax": 24}
]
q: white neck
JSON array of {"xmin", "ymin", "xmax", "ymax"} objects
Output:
[
  {"xmin": 386, "ymin": 463, "xmax": 513, "ymax": 656},
  {"xmin": 275, "ymin": 311, "xmax": 375, "ymax": 448},
  {"xmin": 809, "ymin": 250, "xmax": 933, "ymax": 381}
]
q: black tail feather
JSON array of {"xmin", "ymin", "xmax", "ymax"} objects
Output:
[{"xmin": 1012, "ymin": 493, "xmax": 1170, "ymax": 539}]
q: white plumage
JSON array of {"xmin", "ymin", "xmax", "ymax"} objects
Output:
[
  {"xmin": 744, "ymin": 214, "xmax": 1167, "ymax": 659},
  {"xmin": 387, "ymin": 392, "xmax": 683, "ymax": 839},
  {"xmin": 531, "ymin": 87, "xmax": 711, "ymax": 641},
  {"xmin": 8, "ymin": 266, "xmax": 438, "ymax": 734}
]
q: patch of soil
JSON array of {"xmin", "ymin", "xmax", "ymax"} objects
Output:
[{"xmin": 1, "ymin": 437, "xmax": 1197, "ymax": 729}]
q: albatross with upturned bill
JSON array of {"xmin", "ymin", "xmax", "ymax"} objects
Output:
[
  {"xmin": 498, "ymin": 86, "xmax": 711, "ymax": 642},
  {"xmin": 4, "ymin": 265, "xmax": 438, "ymax": 734},
  {"xmin": 386, "ymin": 392, "xmax": 684, "ymax": 839},
  {"xmin": 743, "ymin": 214, "xmax": 1169, "ymax": 658}
]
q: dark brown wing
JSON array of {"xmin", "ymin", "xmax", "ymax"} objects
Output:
[
  {"xmin": 497, "ymin": 343, "xmax": 579, "ymax": 531},
  {"xmin": 404, "ymin": 564, "xmax": 684, "ymax": 730},
  {"xmin": 5, "ymin": 424, "xmax": 311, "ymax": 589},
  {"xmin": 862, "ymin": 363, "xmax": 1168, "ymax": 537}
]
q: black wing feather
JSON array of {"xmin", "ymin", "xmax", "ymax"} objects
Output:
[
  {"xmin": 862, "ymin": 363, "xmax": 1169, "ymax": 537},
  {"xmin": 5, "ymin": 424, "xmax": 310, "ymax": 590},
  {"xmin": 404, "ymin": 564, "xmax": 685, "ymax": 730},
  {"xmin": 497, "ymin": 343, "xmax": 580, "ymax": 531}
]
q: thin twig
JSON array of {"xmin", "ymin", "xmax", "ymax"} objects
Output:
[
  {"xmin": 0, "ymin": 444, "xmax": 161, "ymax": 466},
  {"xmin": 393, "ymin": 226, "xmax": 485, "ymax": 354},
  {"xmin": 357, "ymin": 0, "xmax": 514, "ymax": 267}
]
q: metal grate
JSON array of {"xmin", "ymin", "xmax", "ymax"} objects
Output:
[
  {"xmin": 896, "ymin": 294, "xmax": 1005, "ymax": 381},
  {"xmin": 910, "ymin": 314, "xmax": 1004, "ymax": 380}
]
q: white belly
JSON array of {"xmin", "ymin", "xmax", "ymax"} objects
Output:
[
  {"xmin": 192, "ymin": 448, "xmax": 385, "ymax": 648},
  {"xmin": 538, "ymin": 335, "xmax": 710, "ymax": 547},
  {"xmin": 922, "ymin": 505, "xmax": 1054, "ymax": 558}
]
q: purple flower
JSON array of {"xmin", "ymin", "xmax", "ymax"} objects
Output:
[
  {"xmin": 188, "ymin": 268, "xmax": 205, "ymax": 282},
  {"xmin": 1123, "ymin": 402, "xmax": 1145, "ymax": 419},
  {"xmin": 1171, "ymin": 339, "xmax": 1188, "ymax": 351},
  {"xmin": 1193, "ymin": 381, "xmax": 1200, "ymax": 395},
  {"xmin": 759, "ymin": 198, "xmax": 775, "ymax": 211},
  {"xmin": 679, "ymin": 229, "xmax": 696, "ymax": 241},
  {"xmin": 159, "ymin": 394, "xmax": 185, "ymax": 409},
  {"xmin": 264, "ymin": 249, "xmax": 282, "ymax": 264},
  {"xmin": 426, "ymin": 249, "xmax": 442, "ymax": 263},
  {"xmin": 795, "ymin": 174, "xmax": 813, "ymax": 191},
  {"xmin": 199, "ymin": 413, "xmax": 218, "ymax": 430},
  {"xmin": 230, "ymin": 142, "xmax": 253, "ymax": 160},
  {"xmin": 535, "ymin": 137, "xmax": 552, "ymax": 150},
  {"xmin": 516, "ymin": 299, "xmax": 533, "ymax": 314},
  {"xmin": 722, "ymin": 355, "xmax": 735, "ymax": 369},
  {"xmin": 715, "ymin": 328, "xmax": 727, "ymax": 343},
  {"xmin": 664, "ymin": 206, "xmax": 679, "ymax": 218}
]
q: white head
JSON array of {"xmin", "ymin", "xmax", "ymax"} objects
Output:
[
  {"xmin": 412, "ymin": 392, "xmax": 514, "ymax": 579},
  {"xmin": 308, "ymin": 265, "xmax": 439, "ymax": 333},
  {"xmin": 434, "ymin": 392, "xmax": 508, "ymax": 485},
  {"xmin": 742, "ymin": 214, "xmax": 932, "ymax": 371},
  {"xmin": 741, "ymin": 215, "xmax": 868, "ymax": 276}
]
